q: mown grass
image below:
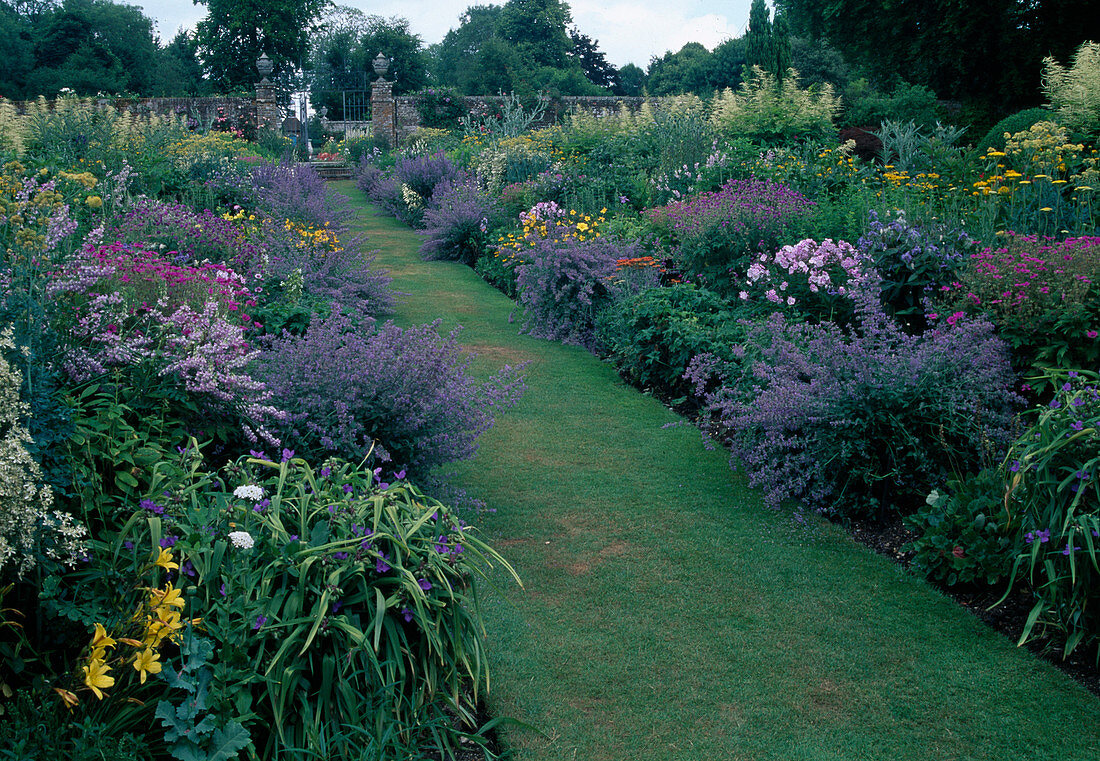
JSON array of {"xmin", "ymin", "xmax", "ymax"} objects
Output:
[{"xmin": 338, "ymin": 182, "xmax": 1100, "ymax": 761}]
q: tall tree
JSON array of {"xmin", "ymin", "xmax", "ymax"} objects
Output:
[
  {"xmin": 496, "ymin": 0, "xmax": 573, "ymax": 70},
  {"xmin": 646, "ymin": 42, "xmax": 717, "ymax": 96},
  {"xmin": 614, "ymin": 62, "xmax": 646, "ymax": 96},
  {"xmin": 744, "ymin": 0, "xmax": 773, "ymax": 71},
  {"xmin": 777, "ymin": 0, "xmax": 1099, "ymax": 117},
  {"xmin": 567, "ymin": 26, "xmax": 618, "ymax": 90},
  {"xmin": 772, "ymin": 9, "xmax": 791, "ymax": 82},
  {"xmin": 195, "ymin": 0, "xmax": 328, "ymax": 91}
]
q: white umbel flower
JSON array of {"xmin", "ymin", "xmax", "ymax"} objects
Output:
[
  {"xmin": 233, "ymin": 484, "xmax": 264, "ymax": 501},
  {"xmin": 228, "ymin": 531, "xmax": 255, "ymax": 549}
]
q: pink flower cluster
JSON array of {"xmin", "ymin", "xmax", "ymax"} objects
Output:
[
  {"xmin": 50, "ymin": 242, "xmax": 258, "ymax": 326},
  {"xmin": 940, "ymin": 234, "xmax": 1099, "ymax": 318},
  {"xmin": 737, "ymin": 238, "xmax": 865, "ymax": 306}
]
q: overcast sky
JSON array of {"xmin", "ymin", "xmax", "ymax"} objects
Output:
[{"xmin": 135, "ymin": 1, "xmax": 755, "ymax": 69}]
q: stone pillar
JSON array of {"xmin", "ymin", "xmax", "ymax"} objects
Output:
[
  {"xmin": 255, "ymin": 81, "xmax": 281, "ymax": 132},
  {"xmin": 371, "ymin": 78, "xmax": 395, "ymax": 148}
]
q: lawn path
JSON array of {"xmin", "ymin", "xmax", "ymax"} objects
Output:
[{"xmin": 339, "ymin": 183, "xmax": 1100, "ymax": 761}]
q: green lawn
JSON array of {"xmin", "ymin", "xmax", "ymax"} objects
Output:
[{"xmin": 339, "ymin": 182, "xmax": 1100, "ymax": 761}]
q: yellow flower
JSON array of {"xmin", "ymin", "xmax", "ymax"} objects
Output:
[
  {"xmin": 1040, "ymin": 207, "xmax": 1053, "ymax": 211},
  {"xmin": 149, "ymin": 584, "xmax": 185, "ymax": 609},
  {"xmin": 90, "ymin": 623, "xmax": 116, "ymax": 651},
  {"xmin": 83, "ymin": 659, "xmax": 114, "ymax": 699},
  {"xmin": 153, "ymin": 548, "xmax": 179, "ymax": 572},
  {"xmin": 132, "ymin": 648, "xmax": 162, "ymax": 684},
  {"xmin": 85, "ymin": 196, "xmax": 103, "ymax": 209}
]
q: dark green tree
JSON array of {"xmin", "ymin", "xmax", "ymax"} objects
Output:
[
  {"xmin": 23, "ymin": 0, "xmax": 161, "ymax": 96},
  {"xmin": 358, "ymin": 16, "xmax": 429, "ymax": 94},
  {"xmin": 777, "ymin": 0, "xmax": 1099, "ymax": 119},
  {"xmin": 154, "ymin": 30, "xmax": 210, "ymax": 96},
  {"xmin": 195, "ymin": 0, "xmax": 328, "ymax": 91},
  {"xmin": 772, "ymin": 9, "xmax": 791, "ymax": 82},
  {"xmin": 711, "ymin": 37, "xmax": 747, "ymax": 91},
  {"xmin": 744, "ymin": 0, "xmax": 773, "ymax": 71},
  {"xmin": 646, "ymin": 42, "xmax": 716, "ymax": 96},
  {"xmin": 496, "ymin": 0, "xmax": 573, "ymax": 69},
  {"xmin": 567, "ymin": 26, "xmax": 618, "ymax": 90},
  {"xmin": 614, "ymin": 62, "xmax": 646, "ymax": 96},
  {"xmin": 0, "ymin": 3, "xmax": 36, "ymax": 98}
]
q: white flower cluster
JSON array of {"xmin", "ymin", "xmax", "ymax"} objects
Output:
[
  {"xmin": 228, "ymin": 531, "xmax": 255, "ymax": 549},
  {"xmin": 232, "ymin": 484, "xmax": 264, "ymax": 501},
  {"xmin": 0, "ymin": 328, "xmax": 87, "ymax": 578}
]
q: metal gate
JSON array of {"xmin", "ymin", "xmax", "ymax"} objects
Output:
[{"xmin": 314, "ymin": 71, "xmax": 372, "ymax": 138}]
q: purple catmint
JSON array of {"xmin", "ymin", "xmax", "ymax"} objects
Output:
[
  {"xmin": 418, "ymin": 173, "xmax": 501, "ymax": 266},
  {"xmin": 258, "ymin": 313, "xmax": 526, "ymax": 478},
  {"xmin": 690, "ymin": 284, "xmax": 1021, "ymax": 518}
]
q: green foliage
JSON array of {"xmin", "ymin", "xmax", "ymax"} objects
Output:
[
  {"xmin": 976, "ymin": 107, "xmax": 1051, "ymax": 154},
  {"xmin": 594, "ymin": 284, "xmax": 748, "ymax": 400},
  {"xmin": 710, "ymin": 66, "xmax": 839, "ymax": 144},
  {"xmin": 1005, "ymin": 369, "xmax": 1100, "ymax": 659},
  {"xmin": 0, "ymin": 688, "xmax": 153, "ymax": 761},
  {"xmin": 155, "ymin": 637, "xmax": 251, "ymax": 761},
  {"xmin": 154, "ymin": 453, "xmax": 519, "ymax": 758},
  {"xmin": 1043, "ymin": 41, "xmax": 1100, "ymax": 140},
  {"xmin": 840, "ymin": 79, "xmax": 943, "ymax": 130},
  {"xmin": 413, "ymin": 87, "xmax": 466, "ymax": 130},
  {"xmin": 904, "ymin": 469, "xmax": 1021, "ymax": 587},
  {"xmin": 197, "ymin": 0, "xmax": 328, "ymax": 91},
  {"xmin": 474, "ymin": 245, "xmax": 520, "ymax": 298}
]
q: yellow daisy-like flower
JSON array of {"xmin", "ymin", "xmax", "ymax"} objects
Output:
[
  {"xmin": 132, "ymin": 648, "xmax": 162, "ymax": 684},
  {"xmin": 85, "ymin": 195, "xmax": 103, "ymax": 209},
  {"xmin": 83, "ymin": 659, "xmax": 114, "ymax": 700},
  {"xmin": 153, "ymin": 548, "xmax": 179, "ymax": 572}
]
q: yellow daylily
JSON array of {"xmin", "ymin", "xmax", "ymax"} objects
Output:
[
  {"xmin": 83, "ymin": 659, "xmax": 114, "ymax": 699},
  {"xmin": 153, "ymin": 548, "xmax": 179, "ymax": 572},
  {"xmin": 149, "ymin": 584, "xmax": 185, "ymax": 609},
  {"xmin": 90, "ymin": 623, "xmax": 116, "ymax": 651},
  {"xmin": 132, "ymin": 648, "xmax": 162, "ymax": 684}
]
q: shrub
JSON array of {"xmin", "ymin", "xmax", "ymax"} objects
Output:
[
  {"xmin": 858, "ymin": 210, "xmax": 977, "ymax": 333},
  {"xmin": 976, "ymin": 107, "xmax": 1052, "ymax": 154},
  {"xmin": 249, "ymin": 162, "xmax": 346, "ymax": 228},
  {"xmin": 692, "ymin": 288, "xmax": 1021, "ymax": 519},
  {"xmin": 1005, "ymin": 369, "xmax": 1100, "ymax": 658},
  {"xmin": 732, "ymin": 237, "xmax": 866, "ymax": 325},
  {"xmin": 515, "ymin": 235, "xmax": 655, "ymax": 351},
  {"xmin": 1042, "ymin": 40, "xmax": 1100, "ymax": 139},
  {"xmin": 937, "ymin": 234, "xmax": 1100, "ymax": 383},
  {"xmin": 840, "ymin": 79, "xmax": 942, "ymax": 130},
  {"xmin": 0, "ymin": 327, "xmax": 87, "ymax": 579},
  {"xmin": 419, "ymin": 174, "xmax": 501, "ymax": 266},
  {"xmin": 595, "ymin": 284, "xmax": 748, "ymax": 399},
  {"xmin": 259, "ymin": 313, "xmax": 526, "ymax": 478},
  {"xmin": 647, "ymin": 178, "xmax": 814, "ymax": 292},
  {"xmin": 710, "ymin": 66, "xmax": 839, "ymax": 144},
  {"xmin": 106, "ymin": 199, "xmax": 264, "ymax": 265},
  {"xmin": 904, "ymin": 468, "xmax": 1021, "ymax": 587},
  {"xmin": 393, "ymin": 151, "xmax": 458, "ymax": 202}
]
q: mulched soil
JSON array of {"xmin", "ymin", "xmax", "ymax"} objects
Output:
[{"xmin": 849, "ymin": 514, "xmax": 1100, "ymax": 697}]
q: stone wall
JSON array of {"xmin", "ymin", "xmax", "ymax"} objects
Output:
[
  {"xmin": 388, "ymin": 94, "xmax": 647, "ymax": 142},
  {"xmin": 9, "ymin": 96, "xmax": 257, "ymax": 128}
]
